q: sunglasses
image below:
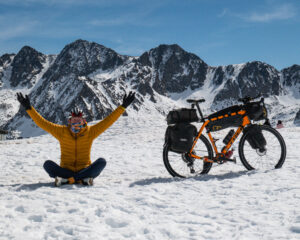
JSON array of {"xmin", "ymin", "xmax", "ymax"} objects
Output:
[{"xmin": 71, "ymin": 122, "xmax": 84, "ymax": 126}]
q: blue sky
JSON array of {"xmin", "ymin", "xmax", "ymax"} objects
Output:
[{"xmin": 0, "ymin": 0, "xmax": 299, "ymax": 70}]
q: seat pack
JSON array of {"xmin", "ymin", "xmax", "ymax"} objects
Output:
[{"xmin": 166, "ymin": 108, "xmax": 199, "ymax": 125}]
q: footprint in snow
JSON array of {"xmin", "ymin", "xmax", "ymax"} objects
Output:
[
  {"xmin": 105, "ymin": 218, "xmax": 129, "ymax": 228},
  {"xmin": 290, "ymin": 225, "xmax": 300, "ymax": 233},
  {"xmin": 28, "ymin": 215, "xmax": 43, "ymax": 222},
  {"xmin": 15, "ymin": 206, "xmax": 25, "ymax": 213}
]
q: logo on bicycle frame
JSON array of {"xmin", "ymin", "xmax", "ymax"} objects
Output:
[{"xmin": 212, "ymin": 126, "xmax": 222, "ymax": 131}]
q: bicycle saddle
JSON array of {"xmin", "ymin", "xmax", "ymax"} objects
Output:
[{"xmin": 186, "ymin": 99, "xmax": 205, "ymax": 103}]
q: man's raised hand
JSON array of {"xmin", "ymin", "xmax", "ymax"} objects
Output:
[
  {"xmin": 122, "ymin": 91, "xmax": 135, "ymax": 108},
  {"xmin": 17, "ymin": 92, "xmax": 31, "ymax": 110}
]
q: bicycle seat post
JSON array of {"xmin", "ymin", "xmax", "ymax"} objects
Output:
[
  {"xmin": 195, "ymin": 102, "xmax": 205, "ymax": 122},
  {"xmin": 187, "ymin": 99, "xmax": 206, "ymax": 122}
]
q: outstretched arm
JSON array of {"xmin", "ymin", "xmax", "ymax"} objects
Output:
[
  {"xmin": 89, "ymin": 92, "xmax": 135, "ymax": 139},
  {"xmin": 89, "ymin": 106, "xmax": 125, "ymax": 139},
  {"xmin": 17, "ymin": 93, "xmax": 64, "ymax": 139}
]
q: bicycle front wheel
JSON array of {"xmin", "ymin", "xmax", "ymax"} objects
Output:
[
  {"xmin": 163, "ymin": 134, "xmax": 214, "ymax": 178},
  {"xmin": 238, "ymin": 124, "xmax": 286, "ymax": 170}
]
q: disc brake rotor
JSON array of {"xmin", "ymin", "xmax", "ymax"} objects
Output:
[{"xmin": 256, "ymin": 148, "xmax": 267, "ymax": 156}]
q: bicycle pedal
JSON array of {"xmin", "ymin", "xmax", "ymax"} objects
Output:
[
  {"xmin": 215, "ymin": 157, "xmax": 236, "ymax": 164},
  {"xmin": 222, "ymin": 157, "xmax": 236, "ymax": 164}
]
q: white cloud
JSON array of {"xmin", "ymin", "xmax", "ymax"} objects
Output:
[
  {"xmin": 114, "ymin": 45, "xmax": 145, "ymax": 56},
  {"xmin": 244, "ymin": 4, "xmax": 296, "ymax": 22},
  {"xmin": 0, "ymin": 24, "xmax": 34, "ymax": 40},
  {"xmin": 89, "ymin": 18, "xmax": 128, "ymax": 27},
  {"xmin": 88, "ymin": 3, "xmax": 162, "ymax": 28},
  {"xmin": 88, "ymin": 17, "xmax": 157, "ymax": 27},
  {"xmin": 0, "ymin": 0, "xmax": 109, "ymax": 6},
  {"xmin": 0, "ymin": 13, "xmax": 39, "ymax": 40},
  {"xmin": 0, "ymin": 0, "xmax": 144, "ymax": 7},
  {"xmin": 218, "ymin": 8, "xmax": 229, "ymax": 18}
]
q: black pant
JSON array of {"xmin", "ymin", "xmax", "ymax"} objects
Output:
[{"xmin": 43, "ymin": 158, "xmax": 106, "ymax": 181}]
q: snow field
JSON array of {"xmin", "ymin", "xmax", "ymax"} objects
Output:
[{"xmin": 0, "ymin": 116, "xmax": 299, "ymax": 240}]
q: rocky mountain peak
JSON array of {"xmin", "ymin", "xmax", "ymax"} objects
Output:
[
  {"xmin": 43, "ymin": 39, "xmax": 126, "ymax": 82},
  {"xmin": 242, "ymin": 61, "xmax": 278, "ymax": 75},
  {"xmin": 149, "ymin": 44, "xmax": 186, "ymax": 59},
  {"xmin": 281, "ymin": 64, "xmax": 300, "ymax": 98},
  {"xmin": 0, "ymin": 53, "xmax": 15, "ymax": 67},
  {"xmin": 238, "ymin": 61, "xmax": 280, "ymax": 95},
  {"xmin": 10, "ymin": 46, "xmax": 46, "ymax": 88},
  {"xmin": 139, "ymin": 43, "xmax": 208, "ymax": 94},
  {"xmin": 282, "ymin": 64, "xmax": 300, "ymax": 86},
  {"xmin": 140, "ymin": 44, "xmax": 205, "ymax": 67},
  {"xmin": 210, "ymin": 61, "xmax": 282, "ymax": 108}
]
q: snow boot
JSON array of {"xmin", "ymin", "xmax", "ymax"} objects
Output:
[
  {"xmin": 82, "ymin": 177, "xmax": 94, "ymax": 186},
  {"xmin": 54, "ymin": 177, "xmax": 68, "ymax": 187},
  {"xmin": 54, "ymin": 177, "xmax": 75, "ymax": 187}
]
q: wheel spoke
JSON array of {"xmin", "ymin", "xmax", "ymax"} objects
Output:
[
  {"xmin": 163, "ymin": 135, "xmax": 213, "ymax": 178},
  {"xmin": 239, "ymin": 125, "xmax": 286, "ymax": 171}
]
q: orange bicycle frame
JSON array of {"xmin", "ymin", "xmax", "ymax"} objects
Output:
[{"xmin": 189, "ymin": 110, "xmax": 251, "ymax": 162}]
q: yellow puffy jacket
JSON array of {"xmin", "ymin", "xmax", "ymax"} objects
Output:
[{"xmin": 26, "ymin": 106, "xmax": 125, "ymax": 172}]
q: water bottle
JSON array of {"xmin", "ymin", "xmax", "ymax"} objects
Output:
[{"xmin": 223, "ymin": 129, "xmax": 235, "ymax": 145}]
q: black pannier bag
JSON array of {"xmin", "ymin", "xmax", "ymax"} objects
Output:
[
  {"xmin": 245, "ymin": 101, "xmax": 267, "ymax": 121},
  {"xmin": 167, "ymin": 108, "xmax": 199, "ymax": 125},
  {"xmin": 165, "ymin": 123, "xmax": 197, "ymax": 153},
  {"xmin": 244, "ymin": 125, "xmax": 266, "ymax": 151},
  {"xmin": 206, "ymin": 105, "xmax": 244, "ymax": 132}
]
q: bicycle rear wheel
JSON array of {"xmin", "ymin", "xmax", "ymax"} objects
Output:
[
  {"xmin": 238, "ymin": 124, "xmax": 286, "ymax": 170},
  {"xmin": 163, "ymin": 134, "xmax": 213, "ymax": 178}
]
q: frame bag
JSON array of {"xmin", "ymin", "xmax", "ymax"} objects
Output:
[
  {"xmin": 206, "ymin": 105, "xmax": 244, "ymax": 132},
  {"xmin": 165, "ymin": 123, "xmax": 197, "ymax": 153}
]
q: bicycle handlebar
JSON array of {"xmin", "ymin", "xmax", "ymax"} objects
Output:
[{"xmin": 238, "ymin": 94, "xmax": 262, "ymax": 104}]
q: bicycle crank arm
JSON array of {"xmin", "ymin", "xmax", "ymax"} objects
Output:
[{"xmin": 214, "ymin": 157, "xmax": 237, "ymax": 164}]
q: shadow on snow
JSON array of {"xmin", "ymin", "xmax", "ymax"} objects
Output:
[
  {"xmin": 0, "ymin": 182, "xmax": 88, "ymax": 191},
  {"xmin": 1, "ymin": 170, "xmax": 260, "ymax": 190},
  {"xmin": 129, "ymin": 170, "xmax": 257, "ymax": 187}
]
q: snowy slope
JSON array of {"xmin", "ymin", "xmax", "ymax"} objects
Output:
[{"xmin": 0, "ymin": 115, "xmax": 299, "ymax": 240}]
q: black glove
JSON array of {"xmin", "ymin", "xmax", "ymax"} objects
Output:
[
  {"xmin": 122, "ymin": 91, "xmax": 135, "ymax": 108},
  {"xmin": 17, "ymin": 92, "xmax": 31, "ymax": 110}
]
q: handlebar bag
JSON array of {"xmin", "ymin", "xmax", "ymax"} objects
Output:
[{"xmin": 245, "ymin": 102, "xmax": 267, "ymax": 121}]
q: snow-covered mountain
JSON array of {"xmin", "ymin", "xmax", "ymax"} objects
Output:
[{"xmin": 0, "ymin": 39, "xmax": 299, "ymax": 137}]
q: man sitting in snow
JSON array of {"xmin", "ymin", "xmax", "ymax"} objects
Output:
[{"xmin": 17, "ymin": 92, "xmax": 135, "ymax": 186}]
